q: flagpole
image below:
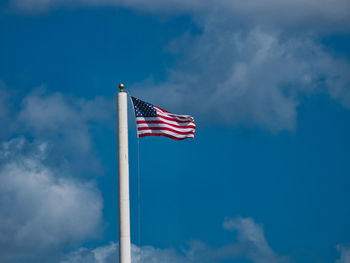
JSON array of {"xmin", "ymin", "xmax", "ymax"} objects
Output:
[{"xmin": 117, "ymin": 83, "xmax": 131, "ymax": 263}]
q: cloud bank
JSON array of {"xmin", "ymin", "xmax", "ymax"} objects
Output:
[
  {"xmin": 62, "ymin": 216, "xmax": 290, "ymax": 263},
  {"xmin": 0, "ymin": 137, "xmax": 103, "ymax": 262},
  {"xmin": 134, "ymin": 28, "xmax": 350, "ymax": 131},
  {"xmin": 0, "ymin": 85, "xmax": 113, "ymax": 262},
  {"xmin": 9, "ymin": 0, "xmax": 350, "ymax": 33},
  {"xmin": 18, "ymin": 89, "xmax": 113, "ymax": 175},
  {"xmin": 7, "ymin": 0, "xmax": 350, "ymax": 132}
]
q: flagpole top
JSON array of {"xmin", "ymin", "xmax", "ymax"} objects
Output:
[{"xmin": 119, "ymin": 83, "xmax": 125, "ymax": 92}]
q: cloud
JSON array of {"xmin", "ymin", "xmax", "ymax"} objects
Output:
[
  {"xmin": 0, "ymin": 137, "xmax": 103, "ymax": 263},
  {"xmin": 222, "ymin": 216, "xmax": 289, "ymax": 263},
  {"xmin": 18, "ymin": 89, "xmax": 114, "ymax": 175},
  {"xmin": 133, "ymin": 28, "xmax": 350, "ymax": 132},
  {"xmin": 60, "ymin": 243, "xmax": 118, "ymax": 263},
  {"xmin": 62, "ymin": 216, "xmax": 290, "ymax": 263},
  {"xmin": 336, "ymin": 244, "xmax": 350, "ymax": 263},
  {"xmin": 9, "ymin": 0, "xmax": 350, "ymax": 33},
  {"xmin": 61, "ymin": 242, "xmax": 186, "ymax": 263},
  {"xmin": 7, "ymin": 0, "xmax": 350, "ymax": 132},
  {"xmin": 9, "ymin": 0, "xmax": 350, "ymax": 132},
  {"xmin": 0, "ymin": 85, "xmax": 115, "ymax": 262}
]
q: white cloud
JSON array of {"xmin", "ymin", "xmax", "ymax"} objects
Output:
[
  {"xmin": 62, "ymin": 242, "xmax": 186, "ymax": 263},
  {"xmin": 62, "ymin": 216, "xmax": 290, "ymax": 263},
  {"xmin": 19, "ymin": 89, "xmax": 112, "ymax": 145},
  {"xmin": 0, "ymin": 87, "xmax": 115, "ymax": 262},
  {"xmin": 133, "ymin": 28, "xmax": 350, "ymax": 131},
  {"xmin": 7, "ymin": 0, "xmax": 350, "ymax": 132},
  {"xmin": 222, "ymin": 216, "xmax": 289, "ymax": 263},
  {"xmin": 18, "ymin": 89, "xmax": 113, "ymax": 175},
  {"xmin": 0, "ymin": 137, "xmax": 103, "ymax": 263},
  {"xmin": 336, "ymin": 244, "xmax": 350, "ymax": 263},
  {"xmin": 9, "ymin": 0, "xmax": 350, "ymax": 33}
]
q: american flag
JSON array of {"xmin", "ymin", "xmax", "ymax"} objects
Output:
[{"xmin": 131, "ymin": 96, "xmax": 196, "ymax": 140}]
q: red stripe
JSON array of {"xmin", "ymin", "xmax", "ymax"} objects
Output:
[
  {"xmin": 157, "ymin": 114, "xmax": 194, "ymax": 123},
  {"xmin": 137, "ymin": 127, "xmax": 195, "ymax": 135},
  {"xmin": 136, "ymin": 120, "xmax": 196, "ymax": 129},
  {"xmin": 138, "ymin": 133, "xmax": 194, "ymax": 140}
]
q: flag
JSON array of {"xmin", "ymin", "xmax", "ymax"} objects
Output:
[{"xmin": 131, "ymin": 96, "xmax": 196, "ymax": 140}]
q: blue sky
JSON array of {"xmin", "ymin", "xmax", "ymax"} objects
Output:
[{"xmin": 0, "ymin": 0, "xmax": 350, "ymax": 262}]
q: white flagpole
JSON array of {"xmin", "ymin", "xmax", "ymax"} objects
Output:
[{"xmin": 117, "ymin": 83, "xmax": 131, "ymax": 263}]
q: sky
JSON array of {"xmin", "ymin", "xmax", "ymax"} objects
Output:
[{"xmin": 0, "ymin": 0, "xmax": 350, "ymax": 262}]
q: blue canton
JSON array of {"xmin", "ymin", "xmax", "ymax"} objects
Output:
[{"xmin": 131, "ymin": 96, "xmax": 157, "ymax": 117}]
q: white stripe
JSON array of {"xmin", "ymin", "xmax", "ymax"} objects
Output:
[
  {"xmin": 136, "ymin": 117, "xmax": 195, "ymax": 127},
  {"xmin": 156, "ymin": 110, "xmax": 194, "ymax": 121},
  {"xmin": 154, "ymin": 106, "xmax": 192, "ymax": 118},
  {"xmin": 137, "ymin": 129, "xmax": 195, "ymax": 138},
  {"xmin": 136, "ymin": 119, "xmax": 196, "ymax": 129},
  {"xmin": 137, "ymin": 123, "xmax": 196, "ymax": 133}
]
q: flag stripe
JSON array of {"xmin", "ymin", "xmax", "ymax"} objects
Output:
[
  {"xmin": 138, "ymin": 130, "xmax": 194, "ymax": 139},
  {"xmin": 136, "ymin": 120, "xmax": 196, "ymax": 129},
  {"xmin": 137, "ymin": 124, "xmax": 195, "ymax": 133},
  {"xmin": 136, "ymin": 117, "xmax": 195, "ymax": 126},
  {"xmin": 137, "ymin": 126, "xmax": 195, "ymax": 135},
  {"xmin": 138, "ymin": 133, "xmax": 194, "ymax": 140},
  {"xmin": 156, "ymin": 113, "xmax": 194, "ymax": 123},
  {"xmin": 137, "ymin": 128, "xmax": 195, "ymax": 137}
]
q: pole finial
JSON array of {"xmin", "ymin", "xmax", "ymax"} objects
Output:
[{"xmin": 119, "ymin": 83, "xmax": 125, "ymax": 92}]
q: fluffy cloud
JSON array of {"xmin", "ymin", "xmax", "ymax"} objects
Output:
[
  {"xmin": 8, "ymin": 0, "xmax": 350, "ymax": 132},
  {"xmin": 222, "ymin": 217, "xmax": 289, "ymax": 263},
  {"xmin": 61, "ymin": 243, "xmax": 185, "ymax": 263},
  {"xmin": 9, "ymin": 0, "xmax": 350, "ymax": 33},
  {"xmin": 62, "ymin": 216, "xmax": 290, "ymax": 263},
  {"xmin": 337, "ymin": 244, "xmax": 350, "ymax": 263},
  {"xmin": 0, "ymin": 87, "xmax": 114, "ymax": 262},
  {"xmin": 0, "ymin": 137, "xmax": 103, "ymax": 262},
  {"xmin": 61, "ymin": 243, "xmax": 118, "ymax": 263},
  {"xmin": 133, "ymin": 28, "xmax": 350, "ymax": 131},
  {"xmin": 18, "ymin": 89, "xmax": 113, "ymax": 175}
]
